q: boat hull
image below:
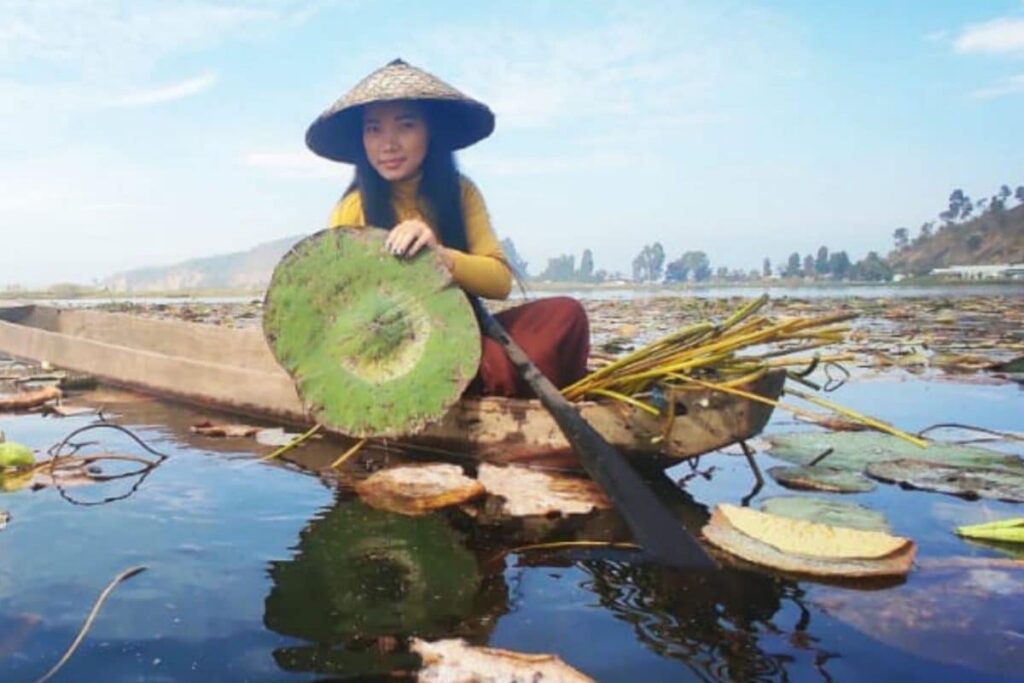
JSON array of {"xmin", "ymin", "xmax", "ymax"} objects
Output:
[{"xmin": 0, "ymin": 304, "xmax": 783, "ymax": 469}]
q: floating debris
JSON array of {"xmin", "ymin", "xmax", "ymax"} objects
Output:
[
  {"xmin": 760, "ymin": 496, "xmax": 891, "ymax": 532},
  {"xmin": 254, "ymin": 428, "xmax": 305, "ymax": 447},
  {"xmin": 189, "ymin": 421, "xmax": 262, "ymax": 438},
  {"xmin": 354, "ymin": 464, "xmax": 484, "ymax": 516},
  {"xmin": 867, "ymin": 459, "xmax": 1024, "ymax": 503},
  {"xmin": 411, "ymin": 638, "xmax": 594, "ymax": 683},
  {"xmin": 477, "ymin": 464, "xmax": 610, "ymax": 518},
  {"xmin": 702, "ymin": 504, "xmax": 915, "ymax": 579},
  {"xmin": 0, "ymin": 386, "xmax": 61, "ymax": 412}
]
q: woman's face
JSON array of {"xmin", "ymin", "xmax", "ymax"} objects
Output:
[{"xmin": 362, "ymin": 100, "xmax": 429, "ymax": 182}]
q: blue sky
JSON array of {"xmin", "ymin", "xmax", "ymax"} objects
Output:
[{"xmin": 1, "ymin": 0, "xmax": 1023, "ymax": 285}]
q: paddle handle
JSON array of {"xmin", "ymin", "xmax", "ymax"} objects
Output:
[{"xmin": 471, "ymin": 298, "xmax": 715, "ymax": 570}]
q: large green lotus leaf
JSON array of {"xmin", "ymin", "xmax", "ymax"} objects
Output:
[
  {"xmin": 867, "ymin": 459, "xmax": 1024, "ymax": 503},
  {"xmin": 767, "ymin": 465, "xmax": 875, "ymax": 493},
  {"xmin": 760, "ymin": 496, "xmax": 891, "ymax": 532},
  {"xmin": 766, "ymin": 432, "xmax": 1023, "ymax": 473},
  {"xmin": 263, "ymin": 227, "xmax": 480, "ymax": 437}
]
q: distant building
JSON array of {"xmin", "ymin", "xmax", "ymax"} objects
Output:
[{"xmin": 930, "ymin": 263, "xmax": 1023, "ymax": 280}]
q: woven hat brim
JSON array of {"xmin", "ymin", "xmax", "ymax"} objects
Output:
[{"xmin": 306, "ymin": 98, "xmax": 494, "ymax": 163}]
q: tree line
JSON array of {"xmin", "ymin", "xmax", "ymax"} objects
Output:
[
  {"xmin": 501, "ymin": 180, "xmax": 1022, "ymax": 284},
  {"xmin": 892, "ymin": 182, "xmax": 1024, "ymax": 252}
]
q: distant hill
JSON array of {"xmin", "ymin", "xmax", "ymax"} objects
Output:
[
  {"xmin": 103, "ymin": 235, "xmax": 303, "ymax": 292},
  {"xmin": 888, "ymin": 203, "xmax": 1024, "ymax": 275}
]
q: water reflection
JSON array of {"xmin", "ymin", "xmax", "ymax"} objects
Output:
[
  {"xmin": 576, "ymin": 559, "xmax": 829, "ymax": 681},
  {"xmin": 262, "ymin": 476, "xmax": 840, "ymax": 681},
  {"xmin": 264, "ymin": 496, "xmax": 504, "ymax": 678}
]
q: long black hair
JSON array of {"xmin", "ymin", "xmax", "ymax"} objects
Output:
[{"xmin": 342, "ymin": 101, "xmax": 469, "ymax": 252}]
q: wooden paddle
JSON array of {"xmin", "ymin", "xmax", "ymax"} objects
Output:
[{"xmin": 472, "ymin": 299, "xmax": 716, "ymax": 570}]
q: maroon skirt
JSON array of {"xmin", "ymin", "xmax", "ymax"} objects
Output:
[{"xmin": 467, "ymin": 296, "xmax": 590, "ymax": 398}]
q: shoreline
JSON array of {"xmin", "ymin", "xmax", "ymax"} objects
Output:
[{"xmin": 3, "ymin": 279, "xmax": 1023, "ymax": 301}]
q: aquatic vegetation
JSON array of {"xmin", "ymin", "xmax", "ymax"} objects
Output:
[
  {"xmin": 263, "ymin": 228, "xmax": 480, "ymax": 437},
  {"xmin": 956, "ymin": 517, "xmax": 1024, "ymax": 544},
  {"xmin": 0, "ymin": 441, "xmax": 35, "ymax": 468},
  {"xmin": 563, "ymin": 295, "xmax": 924, "ymax": 445},
  {"xmin": 760, "ymin": 496, "xmax": 891, "ymax": 532},
  {"xmin": 702, "ymin": 503, "xmax": 915, "ymax": 579},
  {"xmin": 868, "ymin": 459, "xmax": 1024, "ymax": 502},
  {"xmin": 767, "ymin": 464, "xmax": 876, "ymax": 493}
]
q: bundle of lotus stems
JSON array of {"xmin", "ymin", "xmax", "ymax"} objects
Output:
[{"xmin": 563, "ymin": 295, "xmax": 926, "ymax": 447}]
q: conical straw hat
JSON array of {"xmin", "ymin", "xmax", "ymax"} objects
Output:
[{"xmin": 306, "ymin": 58, "xmax": 495, "ymax": 163}]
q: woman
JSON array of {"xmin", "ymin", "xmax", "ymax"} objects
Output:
[{"xmin": 305, "ymin": 58, "xmax": 589, "ymax": 397}]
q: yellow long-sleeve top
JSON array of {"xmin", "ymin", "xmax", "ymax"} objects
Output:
[{"xmin": 327, "ymin": 174, "xmax": 512, "ymax": 300}]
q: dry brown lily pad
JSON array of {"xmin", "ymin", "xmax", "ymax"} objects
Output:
[
  {"xmin": 411, "ymin": 638, "xmax": 594, "ymax": 683},
  {"xmin": 477, "ymin": 464, "xmax": 611, "ymax": 517},
  {"xmin": 190, "ymin": 421, "xmax": 262, "ymax": 438},
  {"xmin": 354, "ymin": 464, "xmax": 484, "ymax": 516},
  {"xmin": 702, "ymin": 504, "xmax": 915, "ymax": 579}
]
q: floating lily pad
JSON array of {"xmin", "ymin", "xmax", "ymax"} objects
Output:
[
  {"xmin": 0, "ymin": 442, "xmax": 35, "ymax": 468},
  {"xmin": 761, "ymin": 496, "xmax": 890, "ymax": 532},
  {"xmin": 263, "ymin": 228, "xmax": 480, "ymax": 438},
  {"xmin": 354, "ymin": 464, "xmax": 485, "ymax": 516},
  {"xmin": 956, "ymin": 517, "xmax": 1024, "ymax": 543},
  {"xmin": 766, "ymin": 432, "xmax": 1023, "ymax": 473},
  {"xmin": 768, "ymin": 465, "xmax": 876, "ymax": 493},
  {"xmin": 412, "ymin": 638, "xmax": 594, "ymax": 683},
  {"xmin": 867, "ymin": 459, "xmax": 1024, "ymax": 503},
  {"xmin": 477, "ymin": 464, "xmax": 611, "ymax": 517},
  {"xmin": 702, "ymin": 505, "xmax": 915, "ymax": 579}
]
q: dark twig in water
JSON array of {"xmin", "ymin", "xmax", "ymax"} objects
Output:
[
  {"xmin": 822, "ymin": 362, "xmax": 850, "ymax": 392},
  {"xmin": 739, "ymin": 440, "xmax": 764, "ymax": 507},
  {"xmin": 34, "ymin": 565, "xmax": 148, "ymax": 683},
  {"xmin": 47, "ymin": 422, "xmax": 168, "ymax": 506},
  {"xmin": 808, "ymin": 447, "xmax": 835, "ymax": 467},
  {"xmin": 916, "ymin": 422, "xmax": 1024, "ymax": 443}
]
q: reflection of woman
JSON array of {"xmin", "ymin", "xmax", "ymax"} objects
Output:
[{"xmin": 305, "ymin": 59, "xmax": 589, "ymax": 397}]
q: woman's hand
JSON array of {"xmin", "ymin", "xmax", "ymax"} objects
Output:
[{"xmin": 385, "ymin": 219, "xmax": 454, "ymax": 270}]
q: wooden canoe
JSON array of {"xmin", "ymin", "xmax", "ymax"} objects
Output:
[{"xmin": 0, "ymin": 303, "xmax": 783, "ymax": 469}]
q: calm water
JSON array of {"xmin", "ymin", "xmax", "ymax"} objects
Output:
[
  {"xmin": 15, "ymin": 281, "xmax": 1024, "ymax": 309},
  {"xmin": 0, "ymin": 374, "xmax": 1022, "ymax": 681},
  {"xmin": 526, "ymin": 283, "xmax": 1024, "ymax": 301}
]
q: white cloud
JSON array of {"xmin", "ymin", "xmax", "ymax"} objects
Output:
[
  {"xmin": 970, "ymin": 73, "xmax": 1024, "ymax": 98},
  {"xmin": 411, "ymin": 3, "xmax": 799, "ymax": 132},
  {"xmin": 107, "ymin": 72, "xmax": 219, "ymax": 107},
  {"xmin": 954, "ymin": 17, "xmax": 1024, "ymax": 55},
  {"xmin": 243, "ymin": 150, "xmax": 346, "ymax": 180}
]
